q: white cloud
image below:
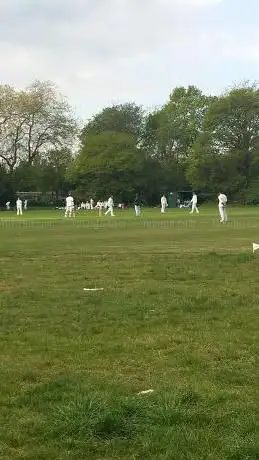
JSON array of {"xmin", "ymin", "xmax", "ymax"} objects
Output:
[
  {"xmin": 157, "ymin": 0, "xmax": 223, "ymax": 4},
  {"xmin": 0, "ymin": 0, "xmax": 257, "ymax": 118}
]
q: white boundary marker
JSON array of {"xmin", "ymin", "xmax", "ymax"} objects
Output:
[
  {"xmin": 252, "ymin": 241, "xmax": 259, "ymax": 254},
  {"xmin": 137, "ymin": 389, "xmax": 154, "ymax": 395},
  {"xmin": 83, "ymin": 288, "xmax": 104, "ymax": 291}
]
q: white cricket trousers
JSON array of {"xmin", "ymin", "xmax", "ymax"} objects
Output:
[
  {"xmin": 105, "ymin": 206, "xmax": 114, "ymax": 216},
  {"xmin": 65, "ymin": 206, "xmax": 74, "ymax": 217},
  {"xmin": 219, "ymin": 205, "xmax": 227, "ymax": 223},
  {"xmin": 135, "ymin": 205, "xmax": 141, "ymax": 217},
  {"xmin": 17, "ymin": 207, "xmax": 22, "ymax": 216},
  {"xmin": 190, "ymin": 204, "xmax": 199, "ymax": 214},
  {"xmin": 161, "ymin": 204, "xmax": 166, "ymax": 213}
]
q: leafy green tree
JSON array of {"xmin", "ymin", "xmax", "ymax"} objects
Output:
[
  {"xmin": 142, "ymin": 86, "xmax": 214, "ymax": 197},
  {"xmin": 13, "ymin": 162, "xmax": 43, "ymax": 193},
  {"xmin": 40, "ymin": 148, "xmax": 73, "ymax": 197},
  {"xmin": 242, "ymin": 177, "xmax": 259, "ymax": 204},
  {"xmin": 143, "ymin": 86, "xmax": 213, "ymax": 162},
  {"xmin": 81, "ymin": 103, "xmax": 144, "ymax": 144},
  {"xmin": 13, "ymin": 149, "xmax": 73, "ymax": 199},
  {"xmin": 69, "ymin": 131, "xmax": 145, "ymax": 202},
  {"xmin": 74, "ymin": 103, "xmax": 152, "ymax": 202},
  {"xmin": 187, "ymin": 84, "xmax": 259, "ymax": 197},
  {"xmin": 203, "ymin": 84, "xmax": 259, "ymax": 182},
  {"xmin": 186, "ymin": 137, "xmax": 246, "ymax": 195}
]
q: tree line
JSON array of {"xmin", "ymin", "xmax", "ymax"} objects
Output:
[{"xmin": 1, "ymin": 80, "xmax": 259, "ymax": 206}]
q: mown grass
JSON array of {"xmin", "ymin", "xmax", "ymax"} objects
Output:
[{"xmin": 0, "ymin": 208, "xmax": 258, "ymax": 459}]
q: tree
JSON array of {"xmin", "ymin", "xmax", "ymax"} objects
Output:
[
  {"xmin": 203, "ymin": 84, "xmax": 259, "ymax": 182},
  {"xmin": 143, "ymin": 86, "xmax": 213, "ymax": 162},
  {"xmin": 74, "ymin": 103, "xmax": 148, "ymax": 202},
  {"xmin": 187, "ymin": 84, "xmax": 259, "ymax": 196},
  {"xmin": 21, "ymin": 81, "xmax": 78, "ymax": 165},
  {"xmin": 0, "ymin": 85, "xmax": 26, "ymax": 171},
  {"xmin": 0, "ymin": 81, "xmax": 78, "ymax": 171},
  {"xmin": 13, "ymin": 148, "xmax": 73, "ymax": 198},
  {"xmin": 69, "ymin": 131, "xmax": 145, "ymax": 201},
  {"xmin": 186, "ymin": 137, "xmax": 246, "ymax": 195},
  {"xmin": 80, "ymin": 103, "xmax": 144, "ymax": 144},
  {"xmin": 40, "ymin": 148, "xmax": 73, "ymax": 197},
  {"xmin": 142, "ymin": 86, "xmax": 214, "ymax": 195},
  {"xmin": 0, "ymin": 164, "xmax": 13, "ymax": 204}
]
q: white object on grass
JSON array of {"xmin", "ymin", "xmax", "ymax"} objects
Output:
[
  {"xmin": 137, "ymin": 389, "xmax": 154, "ymax": 395},
  {"xmin": 83, "ymin": 288, "xmax": 104, "ymax": 291},
  {"xmin": 252, "ymin": 242, "xmax": 259, "ymax": 254}
]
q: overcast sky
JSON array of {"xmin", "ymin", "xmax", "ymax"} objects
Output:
[{"xmin": 0, "ymin": 0, "xmax": 258, "ymax": 120}]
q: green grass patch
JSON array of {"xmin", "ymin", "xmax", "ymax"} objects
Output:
[{"xmin": 0, "ymin": 208, "xmax": 258, "ymax": 459}]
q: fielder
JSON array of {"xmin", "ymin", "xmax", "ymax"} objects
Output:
[
  {"xmin": 24, "ymin": 199, "xmax": 28, "ymax": 211},
  {"xmin": 6, "ymin": 201, "xmax": 10, "ymax": 210},
  {"xmin": 134, "ymin": 194, "xmax": 141, "ymax": 217},
  {"xmin": 189, "ymin": 192, "xmax": 199, "ymax": 214},
  {"xmin": 65, "ymin": 194, "xmax": 75, "ymax": 218},
  {"xmin": 218, "ymin": 192, "xmax": 228, "ymax": 223},
  {"xmin": 105, "ymin": 196, "xmax": 115, "ymax": 216},
  {"xmin": 161, "ymin": 195, "xmax": 168, "ymax": 213},
  {"xmin": 16, "ymin": 197, "xmax": 23, "ymax": 216},
  {"xmin": 96, "ymin": 200, "xmax": 104, "ymax": 216}
]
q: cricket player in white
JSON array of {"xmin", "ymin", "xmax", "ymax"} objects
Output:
[
  {"xmin": 134, "ymin": 194, "xmax": 141, "ymax": 217},
  {"xmin": 65, "ymin": 194, "xmax": 75, "ymax": 218},
  {"xmin": 161, "ymin": 195, "xmax": 168, "ymax": 213},
  {"xmin": 218, "ymin": 192, "xmax": 228, "ymax": 223},
  {"xmin": 189, "ymin": 192, "xmax": 199, "ymax": 214},
  {"xmin": 105, "ymin": 196, "xmax": 115, "ymax": 216},
  {"xmin": 6, "ymin": 201, "xmax": 10, "ymax": 210},
  {"xmin": 96, "ymin": 200, "xmax": 104, "ymax": 217},
  {"xmin": 24, "ymin": 199, "xmax": 28, "ymax": 210},
  {"xmin": 16, "ymin": 197, "xmax": 23, "ymax": 216}
]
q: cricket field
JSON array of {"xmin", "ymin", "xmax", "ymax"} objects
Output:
[{"xmin": 0, "ymin": 207, "xmax": 258, "ymax": 459}]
